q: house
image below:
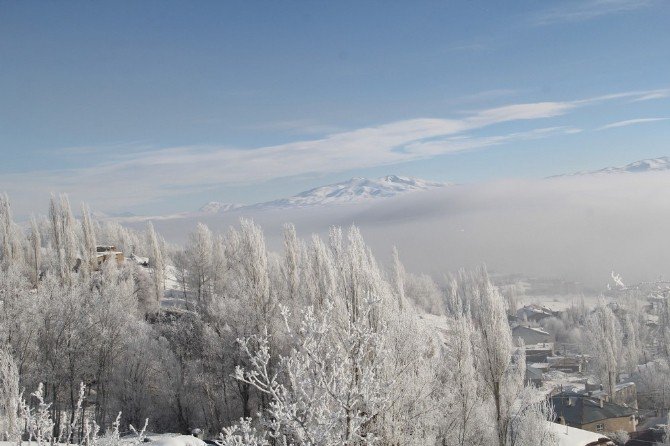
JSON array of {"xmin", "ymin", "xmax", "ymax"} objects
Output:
[
  {"xmin": 546, "ymin": 422, "xmax": 614, "ymax": 446},
  {"xmin": 530, "ymin": 362, "xmax": 550, "ymax": 373},
  {"xmin": 512, "ymin": 325, "xmax": 551, "ymax": 345},
  {"xmin": 525, "ymin": 364, "xmax": 543, "ymax": 387},
  {"xmin": 95, "ymin": 245, "xmax": 124, "ymax": 268},
  {"xmin": 525, "ymin": 342, "xmax": 554, "ymax": 362},
  {"xmin": 551, "ymin": 391, "xmax": 637, "ymax": 434},
  {"xmin": 583, "ymin": 382, "xmax": 638, "ymax": 409},
  {"xmin": 548, "ymin": 355, "xmax": 585, "ymax": 373},
  {"xmin": 129, "ymin": 253, "xmax": 150, "ymax": 267},
  {"xmin": 516, "ymin": 304, "xmax": 555, "ymax": 323}
]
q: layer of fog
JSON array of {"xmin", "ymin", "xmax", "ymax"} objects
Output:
[{"xmin": 132, "ymin": 171, "xmax": 670, "ymax": 290}]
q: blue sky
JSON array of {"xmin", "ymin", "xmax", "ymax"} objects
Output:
[{"xmin": 1, "ymin": 0, "xmax": 669, "ymax": 216}]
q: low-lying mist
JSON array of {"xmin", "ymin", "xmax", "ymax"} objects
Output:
[{"xmin": 136, "ymin": 171, "xmax": 670, "ymax": 290}]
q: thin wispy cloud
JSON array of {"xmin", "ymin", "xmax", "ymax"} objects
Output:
[
  {"xmin": 404, "ymin": 126, "xmax": 581, "ymax": 157},
  {"xmin": 597, "ymin": 117, "xmax": 670, "ymax": 130},
  {"xmin": 0, "ymin": 88, "xmax": 664, "ymax": 214},
  {"xmin": 631, "ymin": 89, "xmax": 670, "ymax": 102},
  {"xmin": 245, "ymin": 119, "xmax": 344, "ymax": 135},
  {"xmin": 531, "ymin": 0, "xmax": 653, "ymax": 26}
]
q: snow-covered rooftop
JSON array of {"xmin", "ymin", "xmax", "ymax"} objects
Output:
[{"xmin": 546, "ymin": 422, "xmax": 613, "ymax": 446}]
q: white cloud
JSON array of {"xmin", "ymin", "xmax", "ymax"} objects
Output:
[
  {"xmin": 597, "ymin": 117, "xmax": 669, "ymax": 130},
  {"xmin": 631, "ymin": 89, "xmax": 670, "ymax": 102},
  {"xmin": 404, "ymin": 127, "xmax": 581, "ymax": 156},
  {"xmin": 531, "ymin": 0, "xmax": 654, "ymax": 26},
  {"xmin": 0, "ymin": 88, "xmax": 664, "ymax": 215}
]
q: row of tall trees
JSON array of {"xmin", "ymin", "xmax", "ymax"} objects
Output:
[{"xmin": 0, "ymin": 194, "xmax": 553, "ymax": 445}]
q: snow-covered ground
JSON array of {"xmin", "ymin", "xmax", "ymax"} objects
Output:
[
  {"xmin": 0, "ymin": 434, "xmax": 208, "ymax": 446},
  {"xmin": 141, "ymin": 434, "xmax": 206, "ymax": 446}
]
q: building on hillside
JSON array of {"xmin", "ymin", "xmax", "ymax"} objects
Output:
[
  {"xmin": 583, "ymin": 382, "xmax": 638, "ymax": 409},
  {"xmin": 525, "ymin": 342, "xmax": 554, "ymax": 362},
  {"xmin": 551, "ymin": 391, "xmax": 637, "ymax": 433},
  {"xmin": 129, "ymin": 253, "xmax": 150, "ymax": 267},
  {"xmin": 516, "ymin": 304, "xmax": 555, "ymax": 323},
  {"xmin": 548, "ymin": 355, "xmax": 585, "ymax": 373},
  {"xmin": 95, "ymin": 245, "xmax": 124, "ymax": 269},
  {"xmin": 512, "ymin": 325, "xmax": 551, "ymax": 345},
  {"xmin": 525, "ymin": 364, "xmax": 544, "ymax": 388}
]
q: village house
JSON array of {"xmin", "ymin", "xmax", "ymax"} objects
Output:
[
  {"xmin": 548, "ymin": 355, "xmax": 585, "ymax": 373},
  {"xmin": 129, "ymin": 253, "xmax": 150, "ymax": 267},
  {"xmin": 512, "ymin": 325, "xmax": 551, "ymax": 345},
  {"xmin": 525, "ymin": 364, "xmax": 544, "ymax": 387},
  {"xmin": 516, "ymin": 304, "xmax": 556, "ymax": 323},
  {"xmin": 95, "ymin": 245, "xmax": 124, "ymax": 269},
  {"xmin": 525, "ymin": 342, "xmax": 554, "ymax": 362},
  {"xmin": 583, "ymin": 382, "xmax": 638, "ymax": 409},
  {"xmin": 551, "ymin": 391, "xmax": 637, "ymax": 434}
]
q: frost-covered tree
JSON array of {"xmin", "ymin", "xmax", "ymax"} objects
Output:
[
  {"xmin": 467, "ymin": 268, "xmax": 551, "ymax": 446},
  {"xmin": 0, "ymin": 348, "xmax": 19, "ymax": 440},
  {"xmin": 505, "ymin": 388, "xmax": 556, "ymax": 446},
  {"xmin": 585, "ymin": 303, "xmax": 623, "ymax": 398},
  {"xmin": 235, "ymin": 296, "xmax": 393, "ymax": 446},
  {"xmin": 59, "ymin": 194, "xmax": 79, "ymax": 276},
  {"xmin": 403, "ymin": 272, "xmax": 443, "ymax": 315},
  {"xmin": 390, "ymin": 246, "xmax": 406, "ymax": 310},
  {"xmin": 621, "ymin": 313, "xmax": 641, "ymax": 374},
  {"xmin": 185, "ymin": 222, "xmax": 213, "ymax": 306},
  {"xmin": 47, "ymin": 193, "xmax": 80, "ymax": 283},
  {"xmin": 226, "ymin": 219, "xmax": 273, "ymax": 331},
  {"xmin": 147, "ymin": 222, "xmax": 165, "ymax": 306},
  {"xmin": 282, "ymin": 223, "xmax": 301, "ymax": 301},
  {"xmin": 303, "ymin": 234, "xmax": 336, "ymax": 308},
  {"xmin": 210, "ymin": 233, "xmax": 227, "ymax": 297},
  {"xmin": 0, "ymin": 193, "xmax": 14, "ymax": 265},
  {"xmin": 0, "ymin": 194, "xmax": 24, "ymax": 270},
  {"xmin": 80, "ymin": 203, "xmax": 97, "ymax": 278},
  {"xmin": 29, "ymin": 216, "xmax": 42, "ymax": 288},
  {"xmin": 442, "ymin": 316, "xmax": 486, "ymax": 445}
]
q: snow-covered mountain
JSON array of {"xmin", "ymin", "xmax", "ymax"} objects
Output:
[
  {"xmin": 198, "ymin": 202, "xmax": 243, "ymax": 214},
  {"xmin": 256, "ymin": 175, "xmax": 447, "ymax": 208},
  {"xmin": 101, "ymin": 175, "xmax": 447, "ymax": 222},
  {"xmin": 555, "ymin": 156, "xmax": 670, "ymax": 177},
  {"xmin": 247, "ymin": 175, "xmax": 447, "ymax": 210}
]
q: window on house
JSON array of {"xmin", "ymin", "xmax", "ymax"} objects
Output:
[{"xmin": 595, "ymin": 423, "xmax": 604, "ymax": 432}]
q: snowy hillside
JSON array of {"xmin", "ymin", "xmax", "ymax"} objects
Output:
[
  {"xmin": 248, "ymin": 175, "xmax": 447, "ymax": 209},
  {"xmin": 555, "ymin": 156, "xmax": 670, "ymax": 177}
]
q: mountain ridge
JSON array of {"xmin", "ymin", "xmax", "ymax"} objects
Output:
[
  {"xmin": 551, "ymin": 156, "xmax": 670, "ymax": 177},
  {"xmin": 201, "ymin": 175, "xmax": 448, "ymax": 214},
  {"xmin": 244, "ymin": 175, "xmax": 448, "ymax": 211}
]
